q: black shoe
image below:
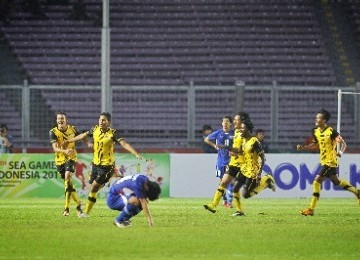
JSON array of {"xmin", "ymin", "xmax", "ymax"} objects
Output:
[
  {"xmin": 231, "ymin": 211, "xmax": 245, "ymax": 217},
  {"xmin": 76, "ymin": 204, "xmax": 83, "ymax": 217}
]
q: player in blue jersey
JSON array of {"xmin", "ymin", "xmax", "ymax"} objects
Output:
[
  {"xmin": 107, "ymin": 174, "xmax": 161, "ymax": 227},
  {"xmin": 204, "ymin": 116, "xmax": 234, "ymax": 208}
]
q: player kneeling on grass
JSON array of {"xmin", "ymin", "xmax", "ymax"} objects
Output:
[{"xmin": 107, "ymin": 174, "xmax": 161, "ymax": 227}]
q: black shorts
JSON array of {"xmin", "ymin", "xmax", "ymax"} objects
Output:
[
  {"xmin": 242, "ymin": 178, "xmax": 258, "ymax": 198},
  {"xmin": 227, "ymin": 165, "xmax": 241, "ymax": 178},
  {"xmin": 233, "ymin": 171, "xmax": 255, "ymax": 197},
  {"xmin": 318, "ymin": 165, "xmax": 338, "ymax": 177},
  {"xmin": 89, "ymin": 163, "xmax": 114, "ymax": 185},
  {"xmin": 56, "ymin": 160, "xmax": 76, "ymax": 180}
]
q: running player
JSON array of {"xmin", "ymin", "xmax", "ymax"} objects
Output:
[
  {"xmin": 297, "ymin": 109, "xmax": 360, "ymax": 216},
  {"xmin": 203, "ymin": 112, "xmax": 249, "ymax": 213},
  {"xmin": 64, "ymin": 112, "xmax": 143, "ymax": 217},
  {"xmin": 231, "ymin": 119, "xmax": 275, "ymax": 216},
  {"xmin": 204, "ymin": 115, "xmax": 234, "ymax": 207},
  {"xmin": 107, "ymin": 173, "xmax": 161, "ymax": 227},
  {"xmin": 50, "ymin": 112, "xmax": 89, "ymax": 216}
]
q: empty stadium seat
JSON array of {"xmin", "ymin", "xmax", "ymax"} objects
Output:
[{"xmin": 2, "ymin": 0, "xmax": 337, "ymax": 86}]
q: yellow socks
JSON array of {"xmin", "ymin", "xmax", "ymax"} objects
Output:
[
  {"xmin": 309, "ymin": 181, "xmax": 321, "ymax": 210},
  {"xmin": 71, "ymin": 191, "xmax": 81, "ymax": 206},
  {"xmin": 338, "ymin": 179, "xmax": 358, "ymax": 195},
  {"xmin": 233, "ymin": 191, "xmax": 243, "ymax": 212},
  {"xmin": 64, "ymin": 180, "xmax": 71, "ymax": 209},
  {"xmin": 250, "ymin": 176, "xmax": 270, "ymax": 197},
  {"xmin": 212, "ymin": 186, "xmax": 225, "ymax": 207},
  {"xmin": 84, "ymin": 192, "xmax": 97, "ymax": 214},
  {"xmin": 307, "ymin": 179, "xmax": 358, "ymax": 210}
]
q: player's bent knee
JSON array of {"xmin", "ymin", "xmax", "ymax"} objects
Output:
[
  {"xmin": 242, "ymin": 191, "xmax": 251, "ymax": 199},
  {"xmin": 128, "ymin": 196, "xmax": 140, "ymax": 205},
  {"xmin": 332, "ymin": 180, "xmax": 340, "ymax": 186}
]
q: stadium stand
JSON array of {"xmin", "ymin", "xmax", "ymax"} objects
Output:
[
  {"xmin": 1, "ymin": 0, "xmax": 336, "ymax": 86},
  {"xmin": 347, "ymin": 1, "xmax": 360, "ymax": 59},
  {"xmin": 0, "ymin": 91, "xmax": 22, "ymax": 138},
  {"xmin": 0, "ymin": 0, "xmax": 357, "ymax": 151}
]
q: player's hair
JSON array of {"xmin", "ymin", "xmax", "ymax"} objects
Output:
[
  {"xmin": 0, "ymin": 123, "xmax": 8, "ymax": 130},
  {"xmin": 223, "ymin": 115, "xmax": 232, "ymax": 124},
  {"xmin": 202, "ymin": 125, "xmax": 212, "ymax": 132},
  {"xmin": 243, "ymin": 119, "xmax": 254, "ymax": 133},
  {"xmin": 255, "ymin": 129, "xmax": 264, "ymax": 134},
  {"xmin": 318, "ymin": 109, "xmax": 331, "ymax": 122},
  {"xmin": 54, "ymin": 111, "xmax": 67, "ymax": 125},
  {"xmin": 53, "ymin": 112, "xmax": 68, "ymax": 128},
  {"xmin": 146, "ymin": 181, "xmax": 161, "ymax": 201},
  {"xmin": 236, "ymin": 111, "xmax": 250, "ymax": 121},
  {"xmin": 55, "ymin": 111, "xmax": 67, "ymax": 117},
  {"xmin": 101, "ymin": 112, "xmax": 112, "ymax": 122}
]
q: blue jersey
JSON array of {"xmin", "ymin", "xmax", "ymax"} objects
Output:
[
  {"xmin": 109, "ymin": 174, "xmax": 149, "ymax": 199},
  {"xmin": 206, "ymin": 129, "xmax": 234, "ymax": 167}
]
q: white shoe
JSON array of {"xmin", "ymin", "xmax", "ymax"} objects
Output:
[
  {"xmin": 266, "ymin": 173, "xmax": 276, "ymax": 192},
  {"xmin": 79, "ymin": 213, "xmax": 89, "ymax": 218},
  {"xmin": 114, "ymin": 220, "xmax": 131, "ymax": 228},
  {"xmin": 63, "ymin": 208, "xmax": 69, "ymax": 217}
]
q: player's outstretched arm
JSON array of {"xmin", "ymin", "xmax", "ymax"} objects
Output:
[
  {"xmin": 296, "ymin": 142, "xmax": 317, "ymax": 152},
  {"xmin": 82, "ymin": 136, "xmax": 93, "ymax": 148},
  {"xmin": 139, "ymin": 198, "xmax": 154, "ymax": 227},
  {"xmin": 64, "ymin": 132, "xmax": 89, "ymax": 145},
  {"xmin": 119, "ymin": 139, "xmax": 143, "ymax": 160}
]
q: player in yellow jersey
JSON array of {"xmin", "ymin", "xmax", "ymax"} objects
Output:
[
  {"xmin": 230, "ymin": 119, "xmax": 275, "ymax": 216},
  {"xmin": 297, "ymin": 109, "xmax": 360, "ymax": 216},
  {"xmin": 203, "ymin": 112, "xmax": 250, "ymax": 214},
  {"xmin": 50, "ymin": 112, "xmax": 90, "ymax": 217},
  {"xmin": 64, "ymin": 112, "xmax": 143, "ymax": 217}
]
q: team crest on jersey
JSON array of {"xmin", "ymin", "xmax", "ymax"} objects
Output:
[{"xmin": 104, "ymin": 133, "xmax": 113, "ymax": 140}]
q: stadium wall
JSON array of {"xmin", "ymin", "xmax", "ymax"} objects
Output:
[
  {"xmin": 171, "ymin": 154, "xmax": 360, "ymax": 198},
  {"xmin": 1, "ymin": 153, "xmax": 359, "ymax": 199}
]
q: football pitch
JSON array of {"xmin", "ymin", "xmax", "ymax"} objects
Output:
[{"xmin": 0, "ymin": 198, "xmax": 359, "ymax": 259}]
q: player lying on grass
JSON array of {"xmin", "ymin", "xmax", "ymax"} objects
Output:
[
  {"xmin": 297, "ymin": 109, "xmax": 360, "ymax": 216},
  {"xmin": 107, "ymin": 174, "xmax": 161, "ymax": 227}
]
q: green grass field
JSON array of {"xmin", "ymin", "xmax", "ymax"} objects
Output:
[{"xmin": 0, "ymin": 198, "xmax": 359, "ymax": 259}]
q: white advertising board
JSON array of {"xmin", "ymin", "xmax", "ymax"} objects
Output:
[{"xmin": 170, "ymin": 154, "xmax": 360, "ymax": 198}]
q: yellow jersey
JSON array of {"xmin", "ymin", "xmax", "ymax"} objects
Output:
[
  {"xmin": 49, "ymin": 125, "xmax": 79, "ymax": 165},
  {"xmin": 240, "ymin": 136, "xmax": 264, "ymax": 178},
  {"xmin": 312, "ymin": 126, "xmax": 339, "ymax": 167},
  {"xmin": 229, "ymin": 129, "xmax": 245, "ymax": 167},
  {"xmin": 88, "ymin": 125, "xmax": 124, "ymax": 166}
]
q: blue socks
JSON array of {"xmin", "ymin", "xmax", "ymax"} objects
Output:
[{"xmin": 116, "ymin": 203, "xmax": 141, "ymax": 222}]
